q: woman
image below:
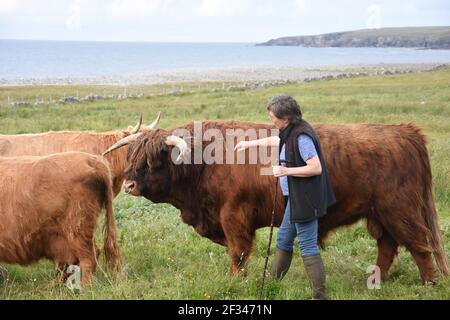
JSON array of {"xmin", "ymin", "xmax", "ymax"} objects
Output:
[{"xmin": 235, "ymin": 94, "xmax": 335, "ymax": 300}]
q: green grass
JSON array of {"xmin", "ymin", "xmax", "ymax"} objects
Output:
[{"xmin": 1, "ymin": 68, "xmax": 450, "ymax": 299}]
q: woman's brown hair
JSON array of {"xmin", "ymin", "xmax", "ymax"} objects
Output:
[{"xmin": 266, "ymin": 94, "xmax": 302, "ymax": 125}]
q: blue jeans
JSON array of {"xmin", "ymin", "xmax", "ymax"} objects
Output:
[{"xmin": 276, "ymin": 198, "xmax": 320, "ymax": 257}]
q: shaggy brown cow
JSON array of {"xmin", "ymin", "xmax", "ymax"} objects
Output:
[
  {"xmin": 0, "ymin": 113, "xmax": 160, "ymax": 196},
  {"xmin": 0, "ymin": 152, "xmax": 122, "ymax": 286},
  {"xmin": 105, "ymin": 120, "xmax": 449, "ymax": 284}
]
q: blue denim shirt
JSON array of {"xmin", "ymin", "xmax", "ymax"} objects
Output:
[{"xmin": 279, "ymin": 134, "xmax": 318, "ymax": 196}]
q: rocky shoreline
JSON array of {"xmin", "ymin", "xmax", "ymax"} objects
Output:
[
  {"xmin": 2, "ymin": 63, "xmax": 447, "ymax": 107},
  {"xmin": 0, "ymin": 63, "xmax": 446, "ymax": 87}
]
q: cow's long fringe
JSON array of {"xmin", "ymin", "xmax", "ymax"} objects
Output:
[{"xmin": 127, "ymin": 129, "xmax": 169, "ymax": 175}]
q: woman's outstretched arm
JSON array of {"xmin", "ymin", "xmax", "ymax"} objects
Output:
[{"xmin": 234, "ymin": 136, "xmax": 279, "ymax": 152}]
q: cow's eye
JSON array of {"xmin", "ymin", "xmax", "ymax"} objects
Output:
[
  {"xmin": 137, "ymin": 167, "xmax": 147, "ymax": 176},
  {"xmin": 152, "ymin": 161, "xmax": 162, "ymax": 170}
]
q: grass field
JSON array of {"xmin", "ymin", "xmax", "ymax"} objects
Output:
[{"xmin": 0, "ymin": 67, "xmax": 449, "ymax": 300}]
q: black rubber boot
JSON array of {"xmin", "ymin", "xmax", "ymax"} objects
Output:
[
  {"xmin": 271, "ymin": 248, "xmax": 293, "ymax": 280},
  {"xmin": 302, "ymin": 254, "xmax": 327, "ymax": 300}
]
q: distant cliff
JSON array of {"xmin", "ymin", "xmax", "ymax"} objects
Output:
[{"xmin": 258, "ymin": 27, "xmax": 450, "ymax": 49}]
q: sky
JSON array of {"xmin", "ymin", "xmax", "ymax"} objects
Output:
[{"xmin": 0, "ymin": 0, "xmax": 449, "ymax": 42}]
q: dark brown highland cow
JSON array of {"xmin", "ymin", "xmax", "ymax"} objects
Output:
[{"xmin": 105, "ymin": 121, "xmax": 449, "ymax": 284}]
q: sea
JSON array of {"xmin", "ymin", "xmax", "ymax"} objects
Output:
[{"xmin": 1, "ymin": 39, "xmax": 450, "ymax": 79}]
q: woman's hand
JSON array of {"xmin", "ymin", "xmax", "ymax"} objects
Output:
[
  {"xmin": 234, "ymin": 140, "xmax": 249, "ymax": 152},
  {"xmin": 272, "ymin": 165, "xmax": 289, "ymax": 177}
]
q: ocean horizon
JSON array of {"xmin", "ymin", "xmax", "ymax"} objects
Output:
[{"xmin": 1, "ymin": 39, "xmax": 450, "ymax": 79}]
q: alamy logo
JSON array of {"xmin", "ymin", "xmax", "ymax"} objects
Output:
[
  {"xmin": 66, "ymin": 265, "xmax": 81, "ymax": 291},
  {"xmin": 366, "ymin": 265, "xmax": 381, "ymax": 290},
  {"xmin": 170, "ymin": 121, "xmax": 280, "ymax": 176}
]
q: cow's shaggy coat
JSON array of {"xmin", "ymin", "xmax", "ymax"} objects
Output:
[{"xmin": 0, "ymin": 152, "xmax": 122, "ymax": 285}]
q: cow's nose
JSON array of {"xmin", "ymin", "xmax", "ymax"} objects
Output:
[{"xmin": 123, "ymin": 181, "xmax": 135, "ymax": 194}]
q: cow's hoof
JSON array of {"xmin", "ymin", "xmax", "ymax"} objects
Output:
[
  {"xmin": 424, "ymin": 280, "xmax": 437, "ymax": 287},
  {"xmin": 229, "ymin": 266, "xmax": 248, "ymax": 277}
]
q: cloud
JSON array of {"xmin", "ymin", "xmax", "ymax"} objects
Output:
[
  {"xmin": 0, "ymin": 0, "xmax": 18, "ymax": 15},
  {"xmin": 198, "ymin": 0, "xmax": 221, "ymax": 16},
  {"xmin": 197, "ymin": 0, "xmax": 253, "ymax": 17},
  {"xmin": 367, "ymin": 4, "xmax": 381, "ymax": 29},
  {"xmin": 106, "ymin": 0, "xmax": 162, "ymax": 19},
  {"xmin": 293, "ymin": 0, "xmax": 312, "ymax": 16},
  {"xmin": 66, "ymin": 0, "xmax": 81, "ymax": 30}
]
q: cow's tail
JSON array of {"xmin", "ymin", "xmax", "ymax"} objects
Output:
[
  {"xmin": 100, "ymin": 163, "xmax": 123, "ymax": 274},
  {"xmin": 407, "ymin": 124, "xmax": 449, "ymax": 276},
  {"xmin": 425, "ymin": 193, "xmax": 449, "ymax": 276}
]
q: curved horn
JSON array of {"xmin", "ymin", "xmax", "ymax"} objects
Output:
[
  {"xmin": 165, "ymin": 135, "xmax": 190, "ymax": 162},
  {"xmin": 130, "ymin": 114, "xmax": 143, "ymax": 134},
  {"xmin": 102, "ymin": 133, "xmax": 141, "ymax": 155},
  {"xmin": 146, "ymin": 111, "xmax": 161, "ymax": 129}
]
